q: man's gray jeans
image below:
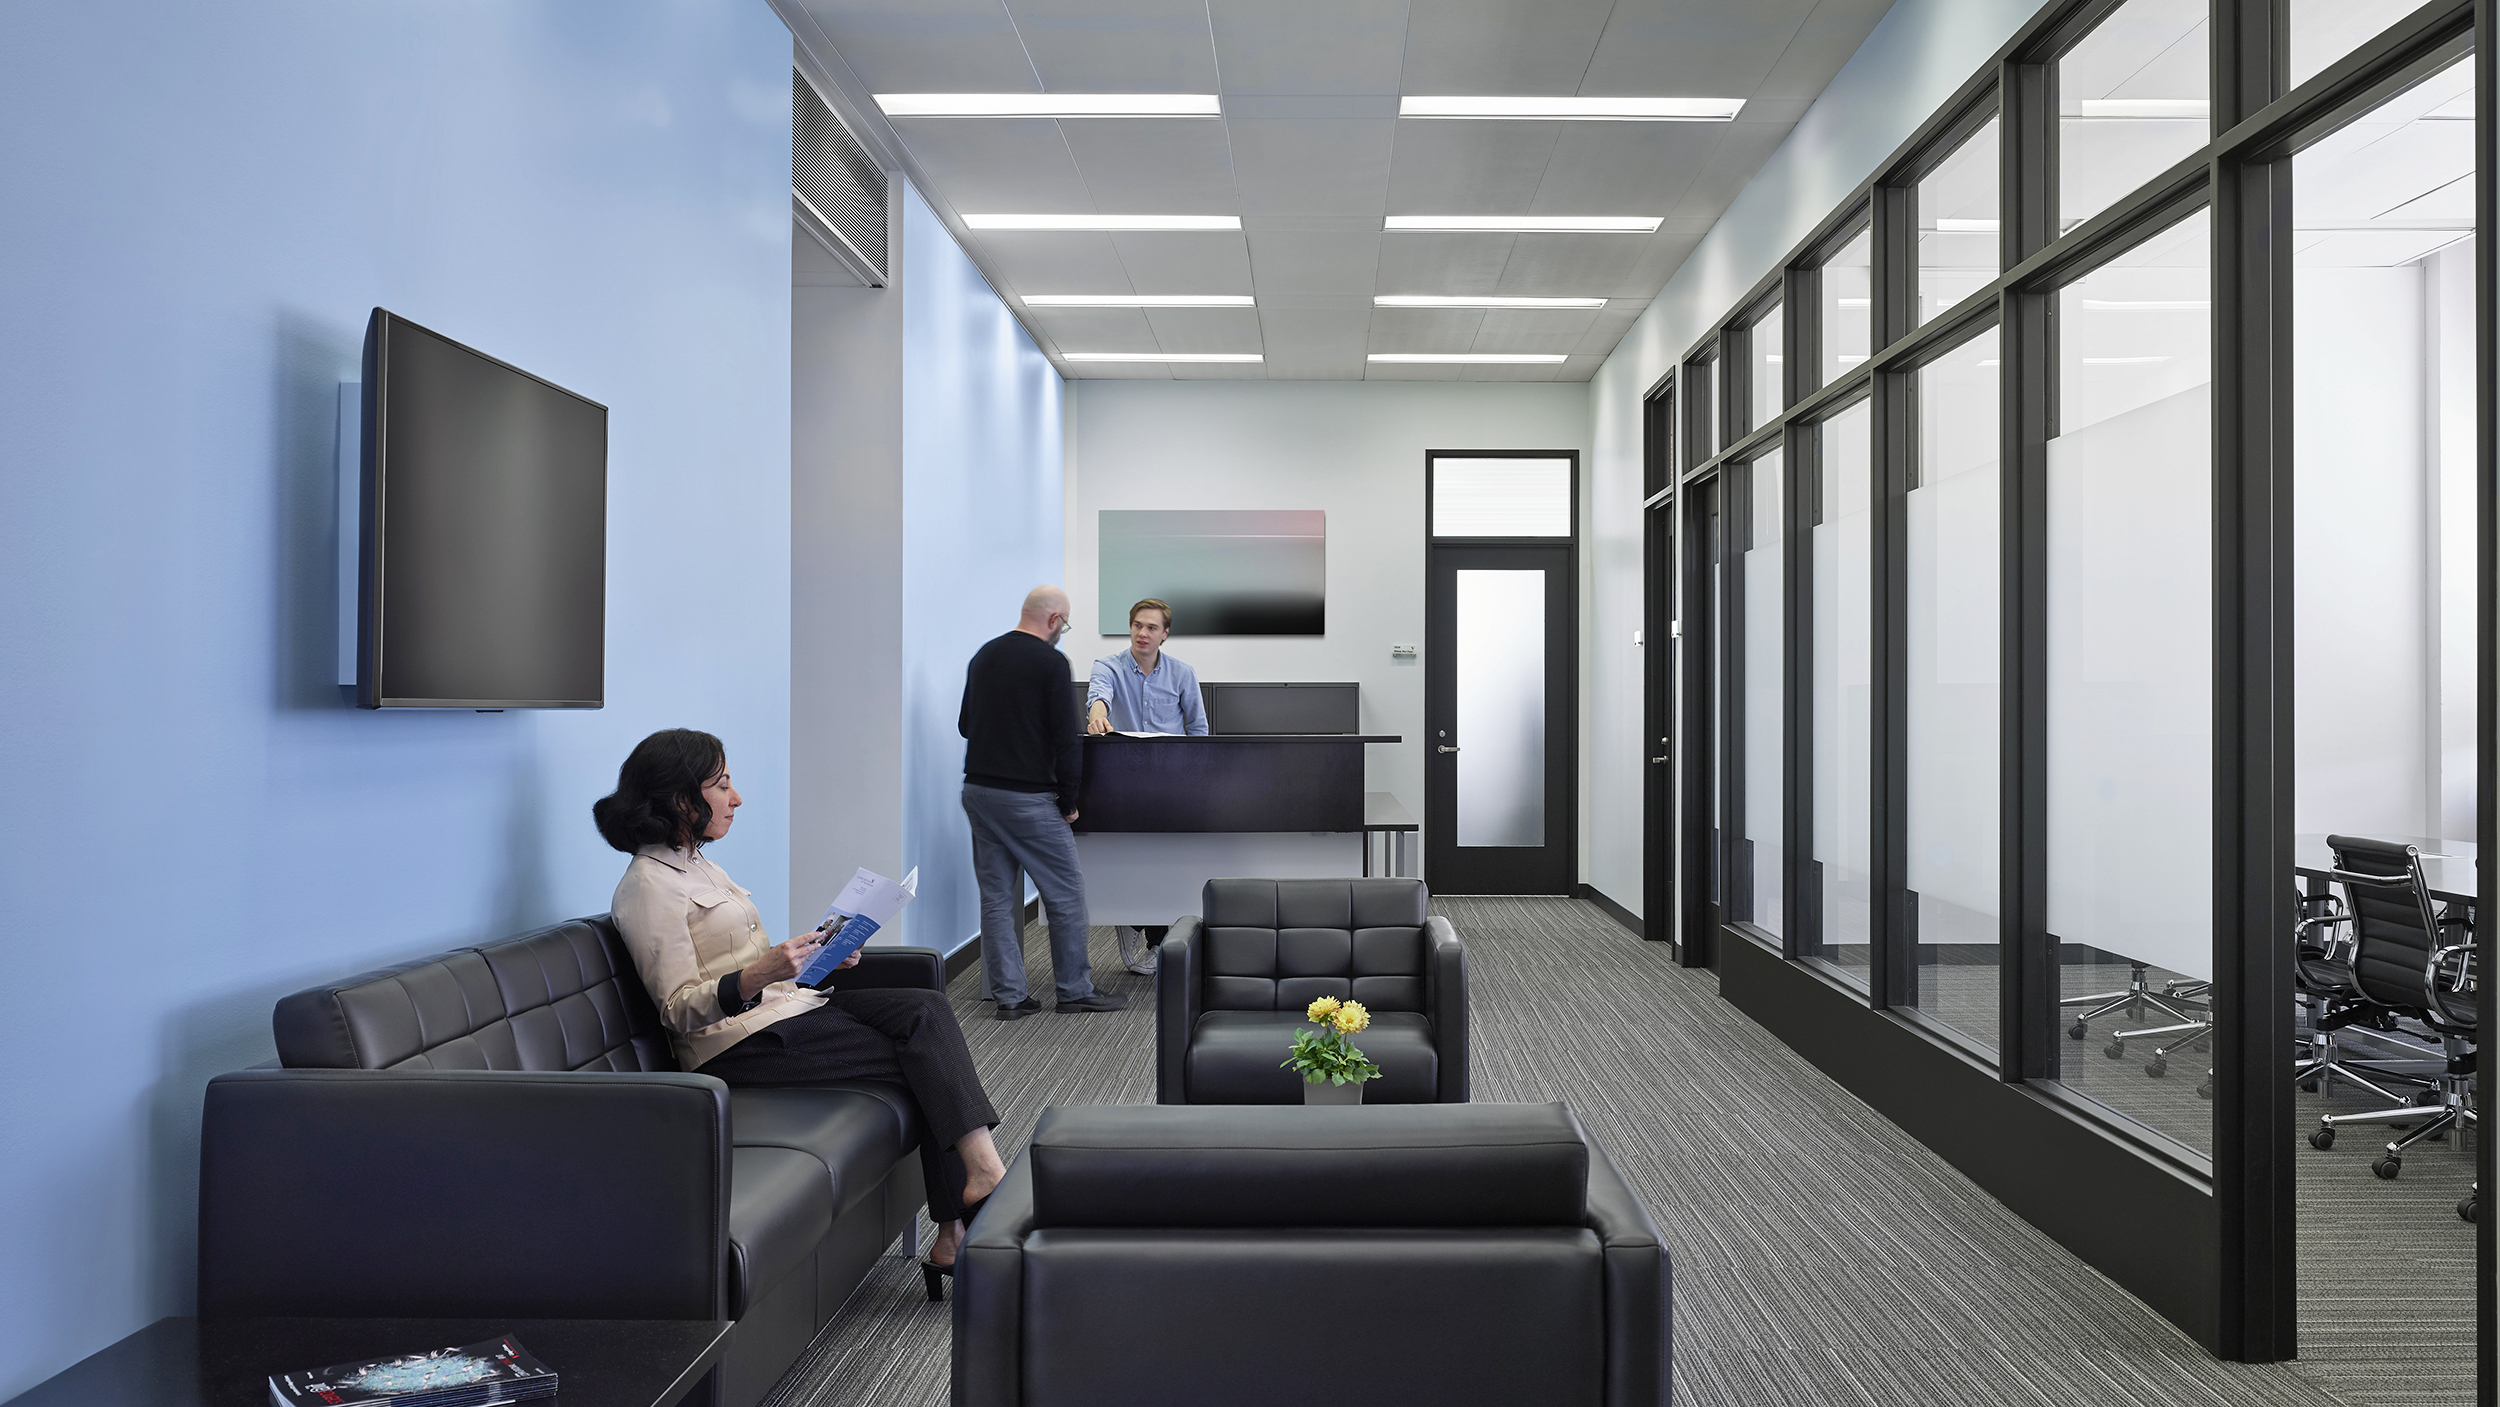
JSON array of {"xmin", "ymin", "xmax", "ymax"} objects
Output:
[{"xmin": 962, "ymin": 782, "xmax": 1095, "ymax": 1004}]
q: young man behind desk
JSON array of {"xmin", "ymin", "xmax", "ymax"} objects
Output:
[
  {"xmin": 1085, "ymin": 597, "xmax": 1208, "ymax": 974},
  {"xmin": 959, "ymin": 585, "xmax": 1126, "ymax": 1018}
]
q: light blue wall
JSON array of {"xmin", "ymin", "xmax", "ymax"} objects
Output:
[
  {"xmin": 0, "ymin": 3, "xmax": 793, "ymax": 1393},
  {"xmin": 896, "ymin": 186, "xmax": 1067, "ymax": 952}
]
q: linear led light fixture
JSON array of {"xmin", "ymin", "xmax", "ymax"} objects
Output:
[
  {"xmin": 1063, "ymin": 352, "xmax": 1263, "ymax": 362},
  {"xmin": 1368, "ymin": 353, "xmax": 1568, "ymax": 364},
  {"xmin": 1024, "ymin": 294, "xmax": 1254, "ymax": 307},
  {"xmin": 1399, "ymin": 96, "xmax": 1743, "ymax": 122},
  {"xmin": 877, "ymin": 93, "xmax": 1221, "ymax": 118},
  {"xmin": 1374, "ymin": 295, "xmax": 1607, "ymax": 309},
  {"xmin": 1385, "ymin": 215, "xmax": 1662, "ymax": 234},
  {"xmin": 2076, "ymin": 98, "xmax": 2209, "ymax": 118},
  {"xmin": 965, "ymin": 214, "xmax": 1242, "ymax": 231}
]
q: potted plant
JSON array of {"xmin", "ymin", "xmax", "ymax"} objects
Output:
[{"xmin": 1282, "ymin": 996, "xmax": 1381, "ymax": 1105}]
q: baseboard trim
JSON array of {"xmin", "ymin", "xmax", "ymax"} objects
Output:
[{"xmin": 1576, "ymin": 884, "xmax": 1643, "ymax": 938}]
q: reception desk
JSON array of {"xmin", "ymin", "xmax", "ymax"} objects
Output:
[{"xmin": 1072, "ymin": 733, "xmax": 1405, "ymax": 925}]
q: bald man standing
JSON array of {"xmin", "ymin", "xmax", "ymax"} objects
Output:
[{"xmin": 958, "ymin": 586, "xmax": 1125, "ymax": 1018}]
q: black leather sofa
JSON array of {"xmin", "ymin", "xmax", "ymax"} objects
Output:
[
  {"xmin": 1157, "ymin": 877, "xmax": 1467, "ymax": 1103},
  {"xmin": 953, "ymin": 1102, "xmax": 1671, "ymax": 1407},
  {"xmin": 196, "ymin": 915, "xmax": 941, "ymax": 1407}
]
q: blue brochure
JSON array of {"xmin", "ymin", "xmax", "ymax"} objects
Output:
[{"xmin": 796, "ymin": 867, "xmax": 917, "ymax": 987}]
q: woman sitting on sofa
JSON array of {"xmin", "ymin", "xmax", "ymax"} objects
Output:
[{"xmin": 597, "ymin": 727, "xmax": 1006, "ymax": 1296}]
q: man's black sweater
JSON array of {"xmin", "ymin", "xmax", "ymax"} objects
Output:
[{"xmin": 959, "ymin": 629, "xmax": 1083, "ymax": 813}]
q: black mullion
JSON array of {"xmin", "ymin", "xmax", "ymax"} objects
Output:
[
  {"xmin": 1784, "ymin": 421, "xmax": 1812, "ymax": 962},
  {"xmin": 1723, "ymin": 327, "xmax": 1752, "ymax": 443},
  {"xmin": 1725, "ymin": 459, "xmax": 1753, "ymax": 933},
  {"xmin": 1869, "ymin": 179, "xmax": 1917, "ymax": 1010},
  {"xmin": 2474, "ymin": 0, "xmax": 2495, "ymax": 1390},
  {"xmin": 1791, "ymin": 262, "xmax": 1822, "ymax": 403},
  {"xmin": 2002, "ymin": 52, "xmax": 2056, "ymax": 1086}
]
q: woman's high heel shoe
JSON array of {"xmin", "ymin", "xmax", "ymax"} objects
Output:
[{"xmin": 920, "ymin": 1258, "xmax": 955, "ymax": 1302}]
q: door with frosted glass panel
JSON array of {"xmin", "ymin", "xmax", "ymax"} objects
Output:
[{"xmin": 1424, "ymin": 453, "xmax": 1578, "ymax": 894}]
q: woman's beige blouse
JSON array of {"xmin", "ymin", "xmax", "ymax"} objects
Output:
[{"xmin": 610, "ymin": 843, "xmax": 823, "ymax": 1069}]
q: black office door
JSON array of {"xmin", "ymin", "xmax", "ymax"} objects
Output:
[
  {"xmin": 1643, "ymin": 500, "xmax": 1674, "ymax": 943},
  {"xmin": 1425, "ymin": 542, "xmax": 1576, "ymax": 893}
]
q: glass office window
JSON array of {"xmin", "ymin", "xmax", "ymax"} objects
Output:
[
  {"xmin": 2289, "ymin": 0, "xmax": 2432, "ymax": 88},
  {"xmin": 1752, "ymin": 301, "xmax": 1785, "ymax": 431},
  {"xmin": 1743, "ymin": 450, "xmax": 1785, "ymax": 937},
  {"xmin": 2059, "ymin": 0, "xmax": 2210, "ymax": 234},
  {"xmin": 1432, "ymin": 457, "xmax": 1573, "ymax": 536},
  {"xmin": 1906, "ymin": 328, "xmax": 2001, "ymax": 1051},
  {"xmin": 2046, "ymin": 208, "xmax": 2213, "ymax": 1153},
  {"xmin": 1823, "ymin": 229, "xmax": 1871, "ymax": 384},
  {"xmin": 1806, "ymin": 401, "xmax": 1873, "ymax": 988},
  {"xmin": 1919, "ymin": 117, "xmax": 2000, "ymax": 324}
]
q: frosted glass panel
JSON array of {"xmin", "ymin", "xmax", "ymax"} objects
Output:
[
  {"xmin": 2060, "ymin": 0, "xmax": 2209, "ymax": 233},
  {"xmin": 1919, "ymin": 117, "xmax": 1999, "ymax": 324},
  {"xmin": 1455, "ymin": 569, "xmax": 1547, "ymax": 847},
  {"xmin": 1809, "ymin": 402, "xmax": 1873, "ymax": 988},
  {"xmin": 2048, "ymin": 210, "xmax": 2211, "ymax": 1153},
  {"xmin": 1823, "ymin": 229, "xmax": 1871, "ymax": 384},
  {"xmin": 1744, "ymin": 451, "xmax": 1785, "ymax": 935},
  {"xmin": 1908, "ymin": 329, "xmax": 2001, "ymax": 1051},
  {"xmin": 1433, "ymin": 458, "xmax": 1572, "ymax": 537},
  {"xmin": 1752, "ymin": 301, "xmax": 1785, "ymax": 430},
  {"xmin": 2289, "ymin": 0, "xmax": 2425, "ymax": 88}
]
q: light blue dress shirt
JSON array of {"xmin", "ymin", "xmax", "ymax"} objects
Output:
[{"xmin": 1088, "ymin": 649, "xmax": 1209, "ymax": 735}]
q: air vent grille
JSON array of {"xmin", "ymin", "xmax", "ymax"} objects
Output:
[{"xmin": 793, "ymin": 69, "xmax": 887, "ymax": 284}]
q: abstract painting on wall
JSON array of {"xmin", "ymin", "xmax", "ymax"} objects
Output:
[{"xmin": 1098, "ymin": 509, "xmax": 1326, "ymax": 635}]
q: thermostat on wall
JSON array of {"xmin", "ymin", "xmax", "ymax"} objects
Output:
[{"xmin": 1391, "ymin": 644, "xmax": 1418, "ymax": 659}]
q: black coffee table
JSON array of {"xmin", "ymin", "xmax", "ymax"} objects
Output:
[{"xmin": 6, "ymin": 1317, "xmax": 734, "ymax": 1407}]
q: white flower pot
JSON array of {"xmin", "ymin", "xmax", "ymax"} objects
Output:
[{"xmin": 1303, "ymin": 1077, "xmax": 1363, "ymax": 1106}]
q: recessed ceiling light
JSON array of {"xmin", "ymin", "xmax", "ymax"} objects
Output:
[
  {"xmin": 1063, "ymin": 352, "xmax": 1263, "ymax": 362},
  {"xmin": 1400, "ymin": 96, "xmax": 1743, "ymax": 122},
  {"xmin": 1385, "ymin": 215, "xmax": 1662, "ymax": 234},
  {"xmin": 2076, "ymin": 99, "xmax": 2208, "ymax": 118},
  {"xmin": 965, "ymin": 214, "xmax": 1243, "ymax": 231},
  {"xmin": 1374, "ymin": 295, "xmax": 1608, "ymax": 309},
  {"xmin": 1934, "ymin": 217, "xmax": 2000, "ymax": 232},
  {"xmin": 1368, "ymin": 353, "xmax": 1569, "ymax": 364},
  {"xmin": 1024, "ymin": 294, "xmax": 1255, "ymax": 307},
  {"xmin": 877, "ymin": 93, "xmax": 1222, "ymax": 118}
]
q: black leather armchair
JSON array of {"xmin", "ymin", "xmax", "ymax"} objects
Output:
[
  {"xmin": 197, "ymin": 916, "xmax": 944, "ymax": 1407},
  {"xmin": 1157, "ymin": 877, "xmax": 1467, "ymax": 1103},
  {"xmin": 954, "ymin": 1103, "xmax": 1670, "ymax": 1407}
]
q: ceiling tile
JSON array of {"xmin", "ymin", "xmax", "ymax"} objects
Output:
[
  {"xmin": 1364, "ymin": 361, "xmax": 1468, "ymax": 380},
  {"xmin": 1383, "ymin": 123, "xmax": 1563, "ymax": 213},
  {"xmin": 1373, "ymin": 232, "xmax": 1521, "ymax": 295},
  {"xmin": 1142, "ymin": 307, "xmax": 1266, "ymax": 351},
  {"xmin": 1022, "ymin": 307, "xmax": 1158, "ymax": 346},
  {"xmin": 1752, "ymin": 0, "xmax": 1900, "ymax": 100},
  {"xmin": 1057, "ymin": 119, "xmax": 1240, "ymax": 212},
  {"xmin": 1230, "ymin": 118, "xmax": 1397, "ymax": 215},
  {"xmin": 1367, "ymin": 308, "xmax": 1489, "ymax": 350},
  {"xmin": 1666, "ymin": 121, "xmax": 1798, "ymax": 220},
  {"xmin": 1256, "ymin": 299, "xmax": 1373, "ymax": 378},
  {"xmin": 959, "ymin": 230, "xmax": 1136, "ymax": 290},
  {"xmin": 1209, "ymin": 0, "xmax": 1410, "ymax": 95},
  {"xmin": 1398, "ymin": 0, "xmax": 1618, "ymax": 94},
  {"xmin": 794, "ymin": 0, "xmax": 1039, "ymax": 92},
  {"xmin": 1245, "ymin": 222, "xmax": 1382, "ymax": 293},
  {"xmin": 1003, "ymin": 0, "xmax": 1221, "ymax": 91},
  {"xmin": 1106, "ymin": 231, "xmax": 1256, "ymax": 291},
  {"xmin": 1495, "ymin": 232, "xmax": 1672, "ymax": 296},
  {"xmin": 1474, "ymin": 306, "xmax": 1604, "ymax": 347},
  {"xmin": 1577, "ymin": 0, "xmax": 1821, "ymax": 96},
  {"xmin": 1065, "ymin": 360, "xmax": 1175, "ymax": 378},
  {"xmin": 888, "ymin": 118, "xmax": 1092, "ymax": 210},
  {"xmin": 1525, "ymin": 123, "xmax": 1727, "ymax": 213},
  {"xmin": 1169, "ymin": 361, "xmax": 1273, "ymax": 379}
]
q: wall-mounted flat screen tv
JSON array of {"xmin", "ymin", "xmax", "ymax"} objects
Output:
[
  {"xmin": 356, "ymin": 309, "xmax": 607, "ymax": 709},
  {"xmin": 1098, "ymin": 509, "xmax": 1325, "ymax": 635}
]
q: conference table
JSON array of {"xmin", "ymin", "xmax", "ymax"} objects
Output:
[{"xmin": 2292, "ymin": 832, "xmax": 2479, "ymax": 909}]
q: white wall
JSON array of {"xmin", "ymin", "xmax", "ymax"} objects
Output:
[
  {"xmin": 1065, "ymin": 381, "xmax": 1590, "ymax": 843},
  {"xmin": 1583, "ymin": 0, "xmax": 2057, "ymax": 919}
]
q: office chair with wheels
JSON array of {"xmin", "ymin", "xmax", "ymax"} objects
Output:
[
  {"xmin": 2293, "ymin": 891, "xmax": 2441, "ymax": 1106},
  {"xmin": 2064, "ymin": 957, "xmax": 2207, "ymax": 1046},
  {"xmin": 2306, "ymin": 836, "xmax": 2477, "ymax": 1180}
]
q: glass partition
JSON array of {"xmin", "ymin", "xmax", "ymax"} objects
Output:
[
  {"xmin": 1751, "ymin": 301, "xmax": 1786, "ymax": 432},
  {"xmin": 2059, "ymin": 0, "xmax": 2210, "ymax": 233},
  {"xmin": 2290, "ymin": 0, "xmax": 2434, "ymax": 88},
  {"xmin": 1742, "ymin": 450, "xmax": 1785, "ymax": 937},
  {"xmin": 1919, "ymin": 117, "xmax": 2000, "ymax": 324},
  {"xmin": 1905, "ymin": 329, "xmax": 2001, "ymax": 1051},
  {"xmin": 1804, "ymin": 403, "xmax": 1873, "ymax": 988},
  {"xmin": 1823, "ymin": 230, "xmax": 1871, "ymax": 384},
  {"xmin": 2046, "ymin": 208, "xmax": 2213, "ymax": 1152}
]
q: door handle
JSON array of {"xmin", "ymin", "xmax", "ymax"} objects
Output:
[
  {"xmin": 1437, "ymin": 745, "xmax": 1461, "ymax": 754},
  {"xmin": 1650, "ymin": 756, "xmax": 1669, "ymax": 764}
]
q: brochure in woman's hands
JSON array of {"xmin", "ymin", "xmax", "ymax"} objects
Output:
[{"xmin": 799, "ymin": 866, "xmax": 917, "ymax": 986}]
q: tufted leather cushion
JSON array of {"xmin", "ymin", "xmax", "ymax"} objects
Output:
[
  {"xmin": 1185, "ymin": 1011, "xmax": 1438, "ymax": 1104},
  {"xmin": 727, "ymin": 1146, "xmax": 833, "ymax": 1318},
  {"xmin": 1200, "ymin": 878, "xmax": 1430, "ymax": 1012},
  {"xmin": 273, "ymin": 916, "xmax": 673, "ymax": 1073}
]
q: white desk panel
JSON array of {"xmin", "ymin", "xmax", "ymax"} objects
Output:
[{"xmin": 1073, "ymin": 832, "xmax": 1365, "ymax": 926}]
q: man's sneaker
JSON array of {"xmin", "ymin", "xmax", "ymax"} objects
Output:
[
  {"xmin": 993, "ymin": 997, "xmax": 1042, "ymax": 1021},
  {"xmin": 1055, "ymin": 992, "xmax": 1130, "ymax": 1013},
  {"xmin": 1127, "ymin": 955, "xmax": 1160, "ymax": 976}
]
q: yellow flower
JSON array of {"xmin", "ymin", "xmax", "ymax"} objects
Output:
[
  {"xmin": 1331, "ymin": 1001, "xmax": 1370, "ymax": 1035},
  {"xmin": 1306, "ymin": 996, "xmax": 1343, "ymax": 1022}
]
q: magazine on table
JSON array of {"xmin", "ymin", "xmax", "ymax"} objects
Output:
[
  {"xmin": 267, "ymin": 1335, "xmax": 555, "ymax": 1407},
  {"xmin": 798, "ymin": 866, "xmax": 918, "ymax": 986}
]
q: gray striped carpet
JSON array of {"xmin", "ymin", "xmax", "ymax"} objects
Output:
[{"xmin": 760, "ymin": 897, "xmax": 2469, "ymax": 1407}]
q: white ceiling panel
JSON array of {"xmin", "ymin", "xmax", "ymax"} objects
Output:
[
  {"xmin": 1365, "ymin": 362, "xmax": 1470, "ymax": 380},
  {"xmin": 1170, "ymin": 361, "xmax": 1273, "ymax": 379},
  {"xmin": 804, "ymin": 0, "xmax": 1900, "ymax": 378},
  {"xmin": 793, "ymin": 0, "xmax": 1039, "ymax": 92},
  {"xmin": 1105, "ymin": 231, "xmax": 1257, "ymax": 292},
  {"xmin": 1398, "ymin": 0, "xmax": 1618, "ymax": 95},
  {"xmin": 1208, "ymin": 0, "xmax": 1410, "ymax": 96},
  {"xmin": 1004, "ymin": 0, "xmax": 1222, "ymax": 92},
  {"xmin": 1229, "ymin": 119, "xmax": 1398, "ymax": 215},
  {"xmin": 1246, "ymin": 221, "xmax": 1384, "ymax": 294},
  {"xmin": 1058, "ymin": 120, "xmax": 1241, "ymax": 212}
]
